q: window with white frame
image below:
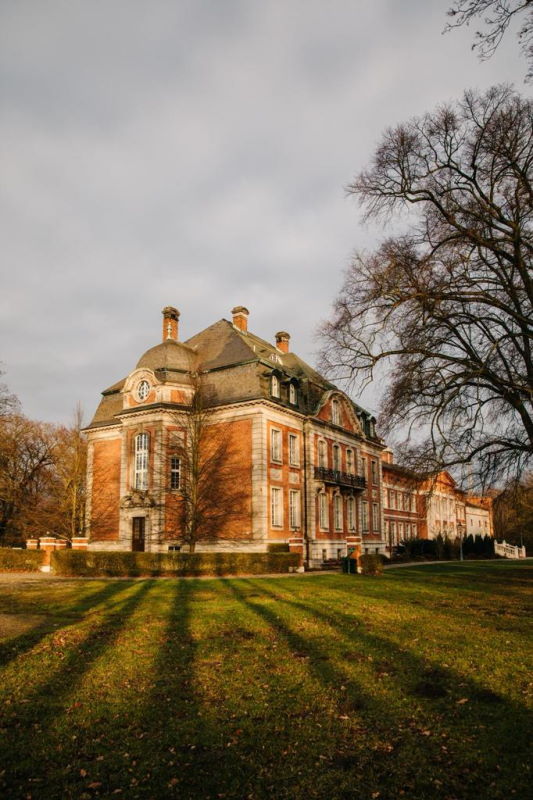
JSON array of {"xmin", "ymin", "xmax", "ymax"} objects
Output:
[
  {"xmin": 361, "ymin": 500, "xmax": 369, "ymax": 531},
  {"xmin": 318, "ymin": 440, "xmax": 327, "ymax": 468},
  {"xmin": 289, "ymin": 489, "xmax": 300, "ymax": 529},
  {"xmin": 331, "ymin": 398, "xmax": 340, "ymax": 425},
  {"xmin": 319, "ymin": 492, "xmax": 328, "ymax": 530},
  {"xmin": 402, "ymin": 492, "xmax": 409, "ymax": 511},
  {"xmin": 347, "ymin": 496, "xmax": 355, "ymax": 531},
  {"xmin": 134, "ymin": 433, "xmax": 149, "ymax": 490},
  {"xmin": 170, "ymin": 456, "xmax": 181, "ymax": 490},
  {"xmin": 271, "ymin": 374, "xmax": 280, "ymax": 398},
  {"xmin": 333, "ymin": 443, "xmax": 341, "ymax": 471},
  {"xmin": 334, "ymin": 494, "xmax": 343, "ymax": 531},
  {"xmin": 289, "ymin": 383, "xmax": 297, "ymax": 405},
  {"xmin": 398, "ymin": 521, "xmax": 404, "ymax": 540},
  {"xmin": 346, "ymin": 449, "xmax": 354, "ymax": 474},
  {"xmin": 271, "ymin": 487, "xmax": 282, "ymax": 527},
  {"xmin": 271, "ymin": 428, "xmax": 282, "ymax": 462},
  {"xmin": 289, "ymin": 433, "xmax": 299, "ymax": 466},
  {"xmin": 391, "ymin": 520, "xmax": 396, "ymax": 543},
  {"xmin": 410, "ymin": 493, "xmax": 416, "ymax": 512},
  {"xmin": 372, "ymin": 502, "xmax": 379, "ymax": 530}
]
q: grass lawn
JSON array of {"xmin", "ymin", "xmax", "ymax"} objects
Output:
[{"xmin": 0, "ymin": 562, "xmax": 531, "ymax": 800}]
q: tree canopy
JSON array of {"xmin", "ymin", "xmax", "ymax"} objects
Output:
[
  {"xmin": 446, "ymin": 0, "xmax": 533, "ymax": 81},
  {"xmin": 321, "ymin": 85, "xmax": 532, "ymax": 488}
]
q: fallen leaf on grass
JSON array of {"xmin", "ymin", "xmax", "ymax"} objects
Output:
[{"xmin": 456, "ymin": 698, "xmax": 469, "ymax": 704}]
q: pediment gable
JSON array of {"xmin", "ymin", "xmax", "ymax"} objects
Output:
[{"xmin": 315, "ymin": 390, "xmax": 364, "ymax": 435}]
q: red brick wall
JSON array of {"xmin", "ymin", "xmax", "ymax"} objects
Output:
[{"xmin": 90, "ymin": 438, "xmax": 121, "ymax": 540}]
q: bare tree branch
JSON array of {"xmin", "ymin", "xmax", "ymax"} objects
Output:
[{"xmin": 321, "ymin": 86, "xmax": 533, "ymax": 489}]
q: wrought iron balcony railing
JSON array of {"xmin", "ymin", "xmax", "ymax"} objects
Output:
[{"xmin": 314, "ymin": 466, "xmax": 366, "ymax": 490}]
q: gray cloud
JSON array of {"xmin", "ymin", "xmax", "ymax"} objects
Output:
[{"xmin": 0, "ymin": 0, "xmax": 526, "ymax": 424}]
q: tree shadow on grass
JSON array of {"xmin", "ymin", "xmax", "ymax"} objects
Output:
[
  {"xmin": 0, "ymin": 579, "xmax": 137, "ymax": 668},
  {"xmin": 230, "ymin": 577, "xmax": 532, "ymax": 800},
  {"xmin": 0, "ymin": 579, "xmax": 156, "ymax": 798}
]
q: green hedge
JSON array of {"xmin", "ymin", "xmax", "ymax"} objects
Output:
[
  {"xmin": 51, "ymin": 550, "xmax": 301, "ymax": 577},
  {"xmin": 0, "ymin": 548, "xmax": 45, "ymax": 572},
  {"xmin": 266, "ymin": 543, "xmax": 290, "ymax": 553},
  {"xmin": 359, "ymin": 553, "xmax": 384, "ymax": 576}
]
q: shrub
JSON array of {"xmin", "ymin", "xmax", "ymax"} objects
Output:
[
  {"xmin": 0, "ymin": 548, "xmax": 45, "ymax": 572},
  {"xmin": 51, "ymin": 550, "xmax": 300, "ymax": 577},
  {"xmin": 359, "ymin": 554, "xmax": 384, "ymax": 576},
  {"xmin": 267, "ymin": 543, "xmax": 290, "ymax": 553}
]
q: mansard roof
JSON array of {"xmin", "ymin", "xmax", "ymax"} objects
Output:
[
  {"xmin": 136, "ymin": 338, "xmax": 196, "ymax": 373},
  {"xmin": 87, "ymin": 309, "xmax": 378, "ymax": 433}
]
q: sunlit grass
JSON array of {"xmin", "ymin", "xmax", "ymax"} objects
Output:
[{"xmin": 0, "ymin": 562, "xmax": 531, "ymax": 799}]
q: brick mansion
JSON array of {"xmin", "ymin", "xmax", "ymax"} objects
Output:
[{"xmin": 84, "ymin": 306, "xmax": 492, "ymax": 567}]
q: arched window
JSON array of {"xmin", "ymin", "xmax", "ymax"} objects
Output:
[
  {"xmin": 134, "ymin": 433, "xmax": 149, "ymax": 490},
  {"xmin": 289, "ymin": 382, "xmax": 297, "ymax": 405},
  {"xmin": 334, "ymin": 494, "xmax": 343, "ymax": 531},
  {"xmin": 347, "ymin": 496, "xmax": 356, "ymax": 531},
  {"xmin": 319, "ymin": 492, "xmax": 329, "ymax": 530},
  {"xmin": 271, "ymin": 374, "xmax": 280, "ymax": 398},
  {"xmin": 331, "ymin": 398, "xmax": 340, "ymax": 425}
]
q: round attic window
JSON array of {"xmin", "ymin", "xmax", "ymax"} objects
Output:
[{"xmin": 137, "ymin": 380, "xmax": 150, "ymax": 401}]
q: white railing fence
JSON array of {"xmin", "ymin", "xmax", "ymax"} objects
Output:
[{"xmin": 494, "ymin": 540, "xmax": 527, "ymax": 559}]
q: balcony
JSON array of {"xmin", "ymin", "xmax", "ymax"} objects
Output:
[{"xmin": 314, "ymin": 466, "xmax": 366, "ymax": 490}]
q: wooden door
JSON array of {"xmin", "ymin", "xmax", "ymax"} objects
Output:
[{"xmin": 132, "ymin": 517, "xmax": 146, "ymax": 552}]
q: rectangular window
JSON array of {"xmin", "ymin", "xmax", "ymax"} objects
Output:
[
  {"xmin": 361, "ymin": 456, "xmax": 367, "ymax": 477},
  {"xmin": 391, "ymin": 520, "xmax": 396, "ymax": 543},
  {"xmin": 347, "ymin": 496, "xmax": 355, "ymax": 531},
  {"xmin": 334, "ymin": 495, "xmax": 343, "ymax": 531},
  {"xmin": 134, "ymin": 433, "xmax": 149, "ymax": 490},
  {"xmin": 372, "ymin": 503, "xmax": 379, "ymax": 530},
  {"xmin": 289, "ymin": 489, "xmax": 300, "ymax": 529},
  {"xmin": 371, "ymin": 460, "xmax": 378, "ymax": 484},
  {"xmin": 361, "ymin": 500, "xmax": 369, "ymax": 532},
  {"xmin": 391, "ymin": 490, "xmax": 396, "ymax": 509},
  {"xmin": 319, "ymin": 493, "xmax": 328, "ymax": 530},
  {"xmin": 398, "ymin": 521, "xmax": 404, "ymax": 540},
  {"xmin": 271, "ymin": 428, "xmax": 282, "ymax": 462},
  {"xmin": 346, "ymin": 449, "xmax": 354, "ymax": 474},
  {"xmin": 170, "ymin": 456, "xmax": 181, "ymax": 489},
  {"xmin": 271, "ymin": 487, "xmax": 282, "ymax": 527},
  {"xmin": 318, "ymin": 440, "xmax": 327, "ymax": 467},
  {"xmin": 333, "ymin": 444, "xmax": 341, "ymax": 471},
  {"xmin": 289, "ymin": 434, "xmax": 299, "ymax": 466}
]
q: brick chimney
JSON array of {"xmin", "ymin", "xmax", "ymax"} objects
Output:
[
  {"xmin": 275, "ymin": 331, "xmax": 290, "ymax": 353},
  {"xmin": 231, "ymin": 306, "xmax": 249, "ymax": 332},
  {"xmin": 162, "ymin": 306, "xmax": 180, "ymax": 341}
]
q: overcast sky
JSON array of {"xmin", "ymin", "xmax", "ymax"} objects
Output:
[{"xmin": 0, "ymin": 0, "xmax": 527, "ymax": 426}]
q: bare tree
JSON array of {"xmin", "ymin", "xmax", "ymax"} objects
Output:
[
  {"xmin": 0, "ymin": 368, "xmax": 19, "ymax": 418},
  {"xmin": 34, "ymin": 405, "xmax": 87, "ymax": 542},
  {"xmin": 0, "ymin": 414, "xmax": 57, "ymax": 544},
  {"xmin": 445, "ymin": 0, "xmax": 533, "ymax": 80},
  {"xmin": 493, "ymin": 472, "xmax": 533, "ymax": 549},
  {"xmin": 321, "ymin": 86, "xmax": 532, "ymax": 488},
  {"xmin": 165, "ymin": 377, "xmax": 250, "ymax": 552}
]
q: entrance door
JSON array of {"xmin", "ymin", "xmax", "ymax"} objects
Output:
[{"xmin": 132, "ymin": 517, "xmax": 146, "ymax": 552}]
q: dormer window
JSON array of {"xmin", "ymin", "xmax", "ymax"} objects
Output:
[
  {"xmin": 271, "ymin": 374, "xmax": 280, "ymax": 399},
  {"xmin": 289, "ymin": 383, "xmax": 297, "ymax": 405},
  {"xmin": 331, "ymin": 398, "xmax": 340, "ymax": 425}
]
